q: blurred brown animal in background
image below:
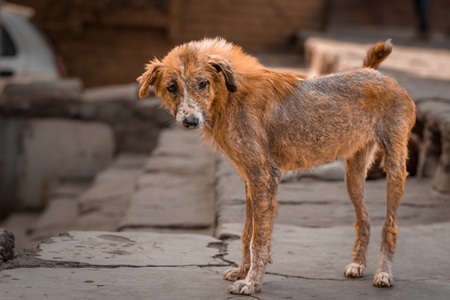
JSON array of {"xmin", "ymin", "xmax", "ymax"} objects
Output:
[{"xmin": 137, "ymin": 37, "xmax": 415, "ymax": 295}]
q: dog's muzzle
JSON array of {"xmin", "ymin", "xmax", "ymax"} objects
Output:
[{"xmin": 182, "ymin": 115, "xmax": 199, "ymax": 129}]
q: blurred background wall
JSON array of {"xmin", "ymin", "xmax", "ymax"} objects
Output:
[
  {"xmin": 8, "ymin": 0, "xmax": 450, "ymax": 87},
  {"xmin": 328, "ymin": 0, "xmax": 449, "ymax": 31},
  {"xmin": 7, "ymin": 0, "xmax": 327, "ymax": 87}
]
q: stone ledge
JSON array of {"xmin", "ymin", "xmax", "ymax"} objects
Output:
[{"xmin": 0, "ymin": 81, "xmax": 170, "ymax": 152}]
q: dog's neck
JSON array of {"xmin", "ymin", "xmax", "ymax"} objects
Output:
[{"xmin": 200, "ymin": 67, "xmax": 300, "ymax": 157}]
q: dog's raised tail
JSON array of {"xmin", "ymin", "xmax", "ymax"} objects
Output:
[{"xmin": 363, "ymin": 39, "xmax": 392, "ymax": 70}]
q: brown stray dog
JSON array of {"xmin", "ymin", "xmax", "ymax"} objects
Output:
[{"xmin": 137, "ymin": 38, "xmax": 415, "ymax": 295}]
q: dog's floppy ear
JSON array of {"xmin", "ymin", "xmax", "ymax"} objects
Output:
[
  {"xmin": 208, "ymin": 55, "xmax": 237, "ymax": 93},
  {"xmin": 137, "ymin": 59, "xmax": 163, "ymax": 99}
]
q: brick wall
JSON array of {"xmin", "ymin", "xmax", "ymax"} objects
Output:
[
  {"xmin": 173, "ymin": 0, "xmax": 327, "ymax": 49},
  {"xmin": 9, "ymin": 0, "xmax": 327, "ymax": 87}
]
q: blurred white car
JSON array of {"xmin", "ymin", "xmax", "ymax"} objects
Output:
[{"xmin": 1, "ymin": 3, "xmax": 66, "ymax": 80}]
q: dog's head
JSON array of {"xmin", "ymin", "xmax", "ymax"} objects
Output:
[{"xmin": 137, "ymin": 39, "xmax": 238, "ymax": 130}]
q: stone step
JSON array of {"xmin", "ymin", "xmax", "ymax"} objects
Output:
[
  {"xmin": 76, "ymin": 153, "xmax": 148, "ymax": 231},
  {"xmin": 215, "ymin": 156, "xmax": 450, "ymax": 240},
  {"xmin": 27, "ymin": 181, "xmax": 90, "ymax": 241},
  {"xmin": 0, "ymin": 153, "xmax": 149, "ymax": 250},
  {"xmin": 119, "ymin": 128, "xmax": 216, "ymax": 235}
]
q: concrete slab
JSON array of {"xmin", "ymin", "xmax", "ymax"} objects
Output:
[
  {"xmin": 77, "ymin": 153, "xmax": 148, "ymax": 231},
  {"xmin": 204, "ymin": 266, "xmax": 450, "ymax": 300},
  {"xmin": 144, "ymin": 128, "xmax": 207, "ymax": 160},
  {"xmin": 217, "ymin": 200, "xmax": 448, "ymax": 238},
  {"xmin": 120, "ymin": 128, "xmax": 215, "ymax": 232},
  {"xmin": 0, "ymin": 267, "xmax": 232, "ymax": 300},
  {"xmin": 48, "ymin": 180, "xmax": 91, "ymax": 199},
  {"xmin": 36, "ymin": 231, "xmax": 226, "ymax": 267},
  {"xmin": 217, "ymin": 157, "xmax": 449, "ymax": 205},
  {"xmin": 121, "ymin": 226, "xmax": 214, "ymax": 236},
  {"xmin": 31, "ymin": 198, "xmax": 78, "ymax": 241},
  {"xmin": 94, "ymin": 153, "xmax": 148, "ymax": 181},
  {"xmin": 223, "ymin": 222, "xmax": 450, "ymax": 281},
  {"xmin": 252, "ymin": 276, "xmax": 450, "ymax": 300},
  {"xmin": 121, "ymin": 175, "xmax": 214, "ymax": 230},
  {"xmin": 141, "ymin": 128, "xmax": 215, "ymax": 178},
  {"xmin": 2, "ymin": 266, "xmax": 449, "ymax": 300},
  {"xmin": 78, "ymin": 182, "xmax": 135, "ymax": 214},
  {"xmin": 216, "ymin": 176, "xmax": 450, "ymax": 238},
  {"xmin": 78, "ymin": 154, "xmax": 147, "ymax": 213},
  {"xmin": 76, "ymin": 199, "xmax": 132, "ymax": 231}
]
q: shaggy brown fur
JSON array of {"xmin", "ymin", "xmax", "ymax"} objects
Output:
[{"xmin": 137, "ymin": 38, "xmax": 415, "ymax": 295}]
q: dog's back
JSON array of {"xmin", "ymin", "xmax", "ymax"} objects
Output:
[{"xmin": 265, "ymin": 68, "xmax": 415, "ymax": 171}]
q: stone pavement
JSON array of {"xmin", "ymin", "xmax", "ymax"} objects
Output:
[
  {"xmin": 1, "ymin": 126, "xmax": 449, "ymax": 299},
  {"xmin": 119, "ymin": 129, "xmax": 216, "ymax": 235},
  {"xmin": 1, "ymin": 215, "xmax": 450, "ymax": 299},
  {"xmin": 1, "ymin": 29, "xmax": 450, "ymax": 299}
]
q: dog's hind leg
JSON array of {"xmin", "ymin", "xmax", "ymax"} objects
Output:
[
  {"xmin": 228, "ymin": 162, "xmax": 281, "ymax": 295},
  {"xmin": 223, "ymin": 181, "xmax": 252, "ymax": 281},
  {"xmin": 344, "ymin": 143, "xmax": 377, "ymax": 278},
  {"xmin": 373, "ymin": 141, "xmax": 408, "ymax": 287}
]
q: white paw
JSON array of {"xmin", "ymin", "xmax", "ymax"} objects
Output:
[
  {"xmin": 223, "ymin": 268, "xmax": 245, "ymax": 282},
  {"xmin": 228, "ymin": 279, "xmax": 261, "ymax": 295},
  {"xmin": 373, "ymin": 271, "xmax": 394, "ymax": 287},
  {"xmin": 344, "ymin": 263, "xmax": 365, "ymax": 278}
]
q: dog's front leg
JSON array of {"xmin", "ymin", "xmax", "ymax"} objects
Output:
[
  {"xmin": 224, "ymin": 181, "xmax": 252, "ymax": 281},
  {"xmin": 228, "ymin": 165, "xmax": 280, "ymax": 295}
]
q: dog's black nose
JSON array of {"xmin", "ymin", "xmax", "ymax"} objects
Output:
[{"xmin": 183, "ymin": 115, "xmax": 199, "ymax": 128}]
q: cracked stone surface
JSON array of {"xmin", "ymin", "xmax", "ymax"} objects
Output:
[
  {"xmin": 2, "ymin": 266, "xmax": 449, "ymax": 300},
  {"xmin": 35, "ymin": 231, "xmax": 227, "ymax": 267},
  {"xmin": 223, "ymin": 223, "xmax": 450, "ymax": 281}
]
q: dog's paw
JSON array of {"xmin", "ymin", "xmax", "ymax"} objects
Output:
[
  {"xmin": 344, "ymin": 263, "xmax": 365, "ymax": 278},
  {"xmin": 223, "ymin": 268, "xmax": 246, "ymax": 282},
  {"xmin": 373, "ymin": 271, "xmax": 394, "ymax": 287},
  {"xmin": 228, "ymin": 279, "xmax": 261, "ymax": 295}
]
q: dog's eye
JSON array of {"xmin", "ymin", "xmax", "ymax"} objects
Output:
[
  {"xmin": 167, "ymin": 84, "xmax": 177, "ymax": 93},
  {"xmin": 198, "ymin": 80, "xmax": 209, "ymax": 90}
]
